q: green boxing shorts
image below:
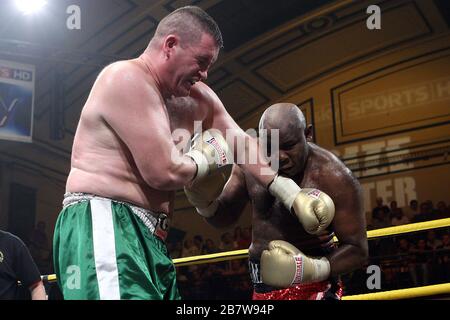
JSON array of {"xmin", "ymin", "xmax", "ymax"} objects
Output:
[{"xmin": 53, "ymin": 193, "xmax": 181, "ymax": 300}]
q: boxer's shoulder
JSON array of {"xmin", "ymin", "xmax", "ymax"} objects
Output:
[
  {"xmin": 97, "ymin": 60, "xmax": 156, "ymax": 91},
  {"xmin": 308, "ymin": 144, "xmax": 359, "ymax": 194},
  {"xmin": 189, "ymin": 81, "xmax": 214, "ymax": 100},
  {"xmin": 187, "ymin": 82, "xmax": 221, "ymax": 126},
  {"xmin": 99, "ymin": 60, "xmax": 139, "ymax": 78},
  {"xmin": 190, "ymin": 81, "xmax": 224, "ymax": 112},
  {"xmin": 309, "ymin": 144, "xmax": 352, "ymax": 176},
  {"xmin": 187, "ymin": 83, "xmax": 211, "ymax": 115}
]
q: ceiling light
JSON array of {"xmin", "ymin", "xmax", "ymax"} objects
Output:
[{"xmin": 15, "ymin": 0, "xmax": 48, "ymax": 15}]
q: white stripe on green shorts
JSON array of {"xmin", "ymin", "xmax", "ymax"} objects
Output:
[{"xmin": 90, "ymin": 198, "xmax": 121, "ymax": 300}]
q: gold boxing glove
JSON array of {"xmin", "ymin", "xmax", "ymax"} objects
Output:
[
  {"xmin": 268, "ymin": 175, "xmax": 335, "ymax": 234},
  {"xmin": 185, "ymin": 130, "xmax": 233, "ymax": 217},
  {"xmin": 185, "ymin": 129, "xmax": 233, "ymax": 182},
  {"xmin": 261, "ymin": 240, "xmax": 331, "ymax": 288}
]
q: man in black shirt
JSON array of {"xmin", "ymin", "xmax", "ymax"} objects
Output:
[{"xmin": 0, "ymin": 230, "xmax": 47, "ymax": 300}]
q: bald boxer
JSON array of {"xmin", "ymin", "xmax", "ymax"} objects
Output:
[
  {"xmin": 206, "ymin": 103, "xmax": 368, "ymax": 300},
  {"xmin": 53, "ymin": 6, "xmax": 334, "ymax": 300}
]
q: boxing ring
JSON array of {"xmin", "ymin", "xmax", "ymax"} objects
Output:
[{"xmin": 42, "ymin": 218, "xmax": 450, "ymax": 300}]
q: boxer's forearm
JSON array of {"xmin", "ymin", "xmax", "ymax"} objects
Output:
[
  {"xmin": 235, "ymin": 136, "xmax": 275, "ymax": 188},
  {"xmin": 146, "ymin": 155, "xmax": 197, "ymax": 190},
  {"xmin": 327, "ymin": 243, "xmax": 368, "ymax": 277}
]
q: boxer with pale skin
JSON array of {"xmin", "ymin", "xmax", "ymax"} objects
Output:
[
  {"xmin": 54, "ymin": 7, "xmax": 334, "ymax": 300},
  {"xmin": 205, "ymin": 103, "xmax": 369, "ymax": 300}
]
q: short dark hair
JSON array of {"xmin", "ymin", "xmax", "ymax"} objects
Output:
[{"xmin": 154, "ymin": 6, "xmax": 223, "ymax": 48}]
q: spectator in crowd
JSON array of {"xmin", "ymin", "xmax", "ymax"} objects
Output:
[
  {"xmin": 371, "ymin": 206, "xmax": 391, "ymax": 229},
  {"xmin": 393, "ymin": 238, "xmax": 414, "ymax": 287},
  {"xmin": 0, "ymin": 230, "xmax": 47, "ymax": 300},
  {"xmin": 193, "ymin": 235, "xmax": 204, "ymax": 254},
  {"xmin": 425, "ymin": 230, "xmax": 444, "ymax": 284},
  {"xmin": 233, "ymin": 227, "xmax": 243, "ymax": 249},
  {"xmin": 389, "ymin": 201, "xmax": 398, "ymax": 218},
  {"xmin": 202, "ymin": 239, "xmax": 219, "ymax": 255},
  {"xmin": 180, "ymin": 237, "xmax": 203, "ymax": 283},
  {"xmin": 236, "ymin": 227, "xmax": 252, "ymax": 249},
  {"xmin": 390, "ymin": 201, "xmax": 409, "ymax": 226},
  {"xmin": 169, "ymin": 240, "xmax": 183, "ymax": 259},
  {"xmin": 403, "ymin": 200, "xmax": 419, "ymax": 222},
  {"xmin": 181, "ymin": 238, "xmax": 201, "ymax": 257},
  {"xmin": 436, "ymin": 201, "xmax": 450, "ymax": 219},
  {"xmin": 426, "ymin": 230, "xmax": 442, "ymax": 250},
  {"xmin": 430, "ymin": 201, "xmax": 441, "ymax": 220},
  {"xmin": 375, "ymin": 236, "xmax": 396, "ymax": 258},
  {"xmin": 436, "ymin": 233, "xmax": 450, "ymax": 282},
  {"xmin": 219, "ymin": 232, "xmax": 236, "ymax": 252},
  {"xmin": 410, "ymin": 239, "xmax": 432, "ymax": 286},
  {"xmin": 412, "ymin": 202, "xmax": 433, "ymax": 223},
  {"xmin": 372, "ymin": 197, "xmax": 390, "ymax": 229},
  {"xmin": 396, "ymin": 238, "xmax": 411, "ymax": 256}
]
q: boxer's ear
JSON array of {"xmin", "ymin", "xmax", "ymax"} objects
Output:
[
  {"xmin": 163, "ymin": 35, "xmax": 179, "ymax": 58},
  {"xmin": 305, "ymin": 125, "xmax": 313, "ymax": 142}
]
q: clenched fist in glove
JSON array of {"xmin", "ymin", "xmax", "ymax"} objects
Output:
[
  {"xmin": 185, "ymin": 129, "xmax": 233, "ymax": 217},
  {"xmin": 260, "ymin": 240, "xmax": 331, "ymax": 288},
  {"xmin": 185, "ymin": 129, "xmax": 233, "ymax": 182},
  {"xmin": 268, "ymin": 175, "xmax": 335, "ymax": 234}
]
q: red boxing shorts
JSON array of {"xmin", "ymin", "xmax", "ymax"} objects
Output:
[{"xmin": 252, "ymin": 281, "xmax": 343, "ymax": 300}]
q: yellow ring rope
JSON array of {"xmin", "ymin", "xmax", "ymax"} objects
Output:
[
  {"xmin": 343, "ymin": 283, "xmax": 450, "ymax": 300},
  {"xmin": 42, "ymin": 218, "xmax": 450, "ymax": 299},
  {"xmin": 365, "ymin": 218, "xmax": 450, "ymax": 240},
  {"xmin": 174, "ymin": 249, "xmax": 248, "ymax": 267}
]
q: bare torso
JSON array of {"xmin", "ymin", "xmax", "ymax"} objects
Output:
[
  {"xmin": 66, "ymin": 59, "xmax": 211, "ymax": 216},
  {"xmin": 247, "ymin": 144, "xmax": 348, "ymax": 261}
]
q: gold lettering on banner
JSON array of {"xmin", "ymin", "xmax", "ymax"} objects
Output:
[{"xmin": 341, "ymin": 77, "xmax": 450, "ymax": 122}]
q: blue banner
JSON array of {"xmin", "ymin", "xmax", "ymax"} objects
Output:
[{"xmin": 0, "ymin": 60, "xmax": 35, "ymax": 142}]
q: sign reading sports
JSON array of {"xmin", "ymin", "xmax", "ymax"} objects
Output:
[{"xmin": 0, "ymin": 59, "xmax": 35, "ymax": 143}]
